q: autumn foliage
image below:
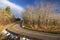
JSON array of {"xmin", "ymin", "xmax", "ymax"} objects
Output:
[{"xmin": 0, "ymin": 6, "xmax": 14, "ymax": 25}]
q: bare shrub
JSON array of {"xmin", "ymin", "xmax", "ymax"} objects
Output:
[
  {"xmin": 22, "ymin": 3, "xmax": 60, "ymax": 33},
  {"xmin": 0, "ymin": 6, "xmax": 14, "ymax": 25}
]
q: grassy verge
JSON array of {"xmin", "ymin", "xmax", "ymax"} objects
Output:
[{"xmin": 23, "ymin": 24, "xmax": 60, "ymax": 34}]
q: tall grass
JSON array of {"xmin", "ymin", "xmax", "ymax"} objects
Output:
[
  {"xmin": 22, "ymin": 3, "xmax": 60, "ymax": 33},
  {"xmin": 0, "ymin": 6, "xmax": 14, "ymax": 25}
]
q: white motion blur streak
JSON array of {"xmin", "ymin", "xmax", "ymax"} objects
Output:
[{"xmin": 0, "ymin": 0, "xmax": 24, "ymax": 12}]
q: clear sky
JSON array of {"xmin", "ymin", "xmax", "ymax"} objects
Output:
[
  {"xmin": 9, "ymin": 0, "xmax": 36, "ymax": 8},
  {"xmin": 9, "ymin": 0, "xmax": 60, "ymax": 8}
]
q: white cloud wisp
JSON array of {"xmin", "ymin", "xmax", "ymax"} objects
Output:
[{"xmin": 0, "ymin": 0, "xmax": 24, "ymax": 18}]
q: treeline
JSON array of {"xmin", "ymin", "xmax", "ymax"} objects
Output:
[
  {"xmin": 0, "ymin": 6, "xmax": 14, "ymax": 25},
  {"xmin": 22, "ymin": 3, "xmax": 60, "ymax": 33}
]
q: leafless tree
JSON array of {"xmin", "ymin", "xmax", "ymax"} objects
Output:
[{"xmin": 22, "ymin": 2, "xmax": 60, "ymax": 32}]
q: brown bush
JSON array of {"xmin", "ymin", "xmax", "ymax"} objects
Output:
[
  {"xmin": 22, "ymin": 3, "xmax": 60, "ymax": 33},
  {"xmin": 0, "ymin": 7, "xmax": 14, "ymax": 25}
]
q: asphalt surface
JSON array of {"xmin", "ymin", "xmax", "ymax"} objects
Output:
[{"xmin": 6, "ymin": 23, "xmax": 60, "ymax": 40}]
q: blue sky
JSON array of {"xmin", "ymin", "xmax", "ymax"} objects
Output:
[
  {"xmin": 0, "ymin": 0, "xmax": 60, "ymax": 18},
  {"xmin": 9, "ymin": 0, "xmax": 36, "ymax": 8},
  {"xmin": 9, "ymin": 0, "xmax": 60, "ymax": 13},
  {"xmin": 9, "ymin": 0, "xmax": 60, "ymax": 8}
]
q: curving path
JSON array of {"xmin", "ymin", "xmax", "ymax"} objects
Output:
[{"xmin": 6, "ymin": 23, "xmax": 60, "ymax": 40}]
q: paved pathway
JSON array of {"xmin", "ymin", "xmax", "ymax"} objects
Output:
[{"xmin": 6, "ymin": 23, "xmax": 60, "ymax": 40}]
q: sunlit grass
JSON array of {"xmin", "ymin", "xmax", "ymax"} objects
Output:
[
  {"xmin": 22, "ymin": 3, "xmax": 60, "ymax": 33},
  {"xmin": 0, "ymin": 6, "xmax": 14, "ymax": 32}
]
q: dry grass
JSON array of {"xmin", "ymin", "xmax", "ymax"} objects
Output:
[
  {"xmin": 0, "ymin": 6, "xmax": 15, "ymax": 32},
  {"xmin": 0, "ymin": 22, "xmax": 15, "ymax": 32},
  {"xmin": 24, "ymin": 24, "xmax": 60, "ymax": 33},
  {"xmin": 22, "ymin": 3, "xmax": 60, "ymax": 33}
]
